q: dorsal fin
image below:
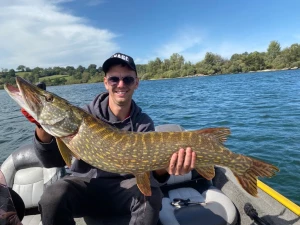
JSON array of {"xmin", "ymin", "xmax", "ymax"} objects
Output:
[{"xmin": 196, "ymin": 127, "xmax": 231, "ymax": 143}]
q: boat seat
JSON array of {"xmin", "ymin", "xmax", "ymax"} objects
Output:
[
  {"xmin": 155, "ymin": 124, "xmax": 238, "ymax": 225},
  {"xmin": 0, "ymin": 143, "xmax": 65, "ymax": 225}
]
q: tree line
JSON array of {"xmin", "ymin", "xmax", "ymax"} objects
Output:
[{"xmin": 1, "ymin": 41, "xmax": 300, "ymax": 88}]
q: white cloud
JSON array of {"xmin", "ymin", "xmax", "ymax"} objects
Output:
[
  {"xmin": 0, "ymin": 0, "xmax": 118, "ymax": 69},
  {"xmin": 135, "ymin": 28, "xmax": 205, "ymax": 64},
  {"xmin": 50, "ymin": 0, "xmax": 74, "ymax": 4},
  {"xmin": 155, "ymin": 28, "xmax": 203, "ymax": 59},
  {"xmin": 138, "ymin": 27, "xmax": 270, "ymax": 64},
  {"xmin": 50, "ymin": 0, "xmax": 105, "ymax": 7},
  {"xmin": 181, "ymin": 41, "xmax": 268, "ymax": 63}
]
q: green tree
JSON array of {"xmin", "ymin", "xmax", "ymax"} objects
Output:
[
  {"xmin": 66, "ymin": 66, "xmax": 76, "ymax": 76},
  {"xmin": 87, "ymin": 64, "xmax": 97, "ymax": 76},
  {"xmin": 76, "ymin": 65, "xmax": 85, "ymax": 73},
  {"xmin": 31, "ymin": 67, "xmax": 42, "ymax": 76},
  {"xmin": 8, "ymin": 69, "xmax": 16, "ymax": 77},
  {"xmin": 267, "ymin": 41, "xmax": 281, "ymax": 60},
  {"xmin": 244, "ymin": 51, "xmax": 265, "ymax": 71},
  {"xmin": 169, "ymin": 53, "xmax": 185, "ymax": 71},
  {"xmin": 17, "ymin": 65, "xmax": 26, "ymax": 72}
]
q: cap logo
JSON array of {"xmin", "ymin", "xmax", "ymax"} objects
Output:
[{"xmin": 113, "ymin": 54, "xmax": 129, "ymax": 62}]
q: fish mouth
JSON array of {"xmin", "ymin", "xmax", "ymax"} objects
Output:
[{"xmin": 4, "ymin": 77, "xmax": 43, "ymax": 119}]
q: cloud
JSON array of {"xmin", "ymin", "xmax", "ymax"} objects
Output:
[
  {"xmin": 0, "ymin": 0, "xmax": 118, "ymax": 69},
  {"xmin": 134, "ymin": 28, "xmax": 205, "ymax": 64},
  {"xmin": 181, "ymin": 41, "xmax": 268, "ymax": 63},
  {"xmin": 138, "ymin": 27, "xmax": 270, "ymax": 64},
  {"xmin": 50, "ymin": 0, "xmax": 74, "ymax": 3},
  {"xmin": 50, "ymin": 0, "xmax": 105, "ymax": 7},
  {"xmin": 155, "ymin": 28, "xmax": 203, "ymax": 59}
]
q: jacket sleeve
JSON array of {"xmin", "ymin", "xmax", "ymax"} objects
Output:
[{"xmin": 33, "ymin": 132, "xmax": 66, "ymax": 168}]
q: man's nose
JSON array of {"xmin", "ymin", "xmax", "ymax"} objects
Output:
[{"xmin": 117, "ymin": 79, "xmax": 126, "ymax": 87}]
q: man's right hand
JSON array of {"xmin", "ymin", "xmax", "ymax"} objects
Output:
[
  {"xmin": 21, "ymin": 108, "xmax": 41, "ymax": 127},
  {"xmin": 21, "ymin": 108, "xmax": 53, "ymax": 143}
]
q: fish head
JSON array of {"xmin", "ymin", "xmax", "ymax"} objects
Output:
[{"xmin": 4, "ymin": 76, "xmax": 82, "ymax": 137}]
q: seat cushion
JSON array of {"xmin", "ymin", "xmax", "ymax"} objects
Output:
[
  {"xmin": 13, "ymin": 167, "xmax": 44, "ymax": 208},
  {"xmin": 22, "ymin": 214, "xmax": 42, "ymax": 225},
  {"xmin": 159, "ymin": 187, "xmax": 237, "ymax": 225}
]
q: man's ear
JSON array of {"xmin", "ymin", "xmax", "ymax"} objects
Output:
[
  {"xmin": 103, "ymin": 76, "xmax": 109, "ymax": 90},
  {"xmin": 135, "ymin": 77, "xmax": 139, "ymax": 89}
]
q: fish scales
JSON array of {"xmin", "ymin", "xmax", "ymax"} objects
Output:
[
  {"xmin": 4, "ymin": 76, "xmax": 279, "ymax": 197},
  {"xmin": 65, "ymin": 116, "xmax": 255, "ymax": 176}
]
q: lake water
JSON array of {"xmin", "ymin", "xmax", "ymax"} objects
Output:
[{"xmin": 0, "ymin": 70, "xmax": 299, "ymax": 205}]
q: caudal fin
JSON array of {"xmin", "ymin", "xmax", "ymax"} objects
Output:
[{"xmin": 233, "ymin": 157, "xmax": 279, "ymax": 197}]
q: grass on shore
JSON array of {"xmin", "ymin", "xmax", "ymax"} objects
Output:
[
  {"xmin": 39, "ymin": 74, "xmax": 71, "ymax": 82},
  {"xmin": 15, "ymin": 72, "xmax": 72, "ymax": 82}
]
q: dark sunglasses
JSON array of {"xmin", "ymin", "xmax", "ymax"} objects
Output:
[{"xmin": 107, "ymin": 76, "xmax": 136, "ymax": 86}]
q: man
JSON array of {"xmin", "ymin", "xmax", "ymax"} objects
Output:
[{"xmin": 25, "ymin": 53, "xmax": 196, "ymax": 225}]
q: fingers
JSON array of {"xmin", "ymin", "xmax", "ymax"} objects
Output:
[
  {"xmin": 190, "ymin": 151, "xmax": 196, "ymax": 170},
  {"xmin": 168, "ymin": 152, "xmax": 178, "ymax": 175},
  {"xmin": 175, "ymin": 148, "xmax": 185, "ymax": 175},
  {"xmin": 182, "ymin": 147, "xmax": 193, "ymax": 174},
  {"xmin": 168, "ymin": 147, "xmax": 197, "ymax": 175}
]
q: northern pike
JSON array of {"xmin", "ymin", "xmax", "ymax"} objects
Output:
[{"xmin": 5, "ymin": 77, "xmax": 279, "ymax": 196}]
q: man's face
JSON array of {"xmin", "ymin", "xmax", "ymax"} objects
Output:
[{"xmin": 104, "ymin": 64, "xmax": 139, "ymax": 107}]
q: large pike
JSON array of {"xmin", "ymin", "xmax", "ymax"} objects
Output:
[{"xmin": 5, "ymin": 77, "xmax": 279, "ymax": 196}]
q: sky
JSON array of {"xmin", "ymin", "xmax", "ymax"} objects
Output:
[{"xmin": 1, "ymin": 0, "xmax": 300, "ymax": 70}]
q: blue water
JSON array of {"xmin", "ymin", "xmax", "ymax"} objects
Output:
[{"xmin": 0, "ymin": 70, "xmax": 299, "ymax": 204}]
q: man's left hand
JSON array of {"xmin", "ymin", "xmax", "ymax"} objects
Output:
[
  {"xmin": 167, "ymin": 147, "xmax": 196, "ymax": 175},
  {"xmin": 153, "ymin": 147, "xmax": 196, "ymax": 180}
]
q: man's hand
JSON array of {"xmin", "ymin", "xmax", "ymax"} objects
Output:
[
  {"xmin": 154, "ymin": 147, "xmax": 196, "ymax": 178},
  {"xmin": 21, "ymin": 108, "xmax": 41, "ymax": 127},
  {"xmin": 167, "ymin": 147, "xmax": 196, "ymax": 175}
]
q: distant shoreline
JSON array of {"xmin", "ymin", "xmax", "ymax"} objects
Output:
[
  {"xmin": 248, "ymin": 66, "xmax": 299, "ymax": 73},
  {"xmin": 0, "ymin": 67, "xmax": 299, "ymax": 89},
  {"xmin": 147, "ymin": 66, "xmax": 299, "ymax": 81}
]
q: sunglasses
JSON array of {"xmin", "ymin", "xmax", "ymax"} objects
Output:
[{"xmin": 107, "ymin": 76, "xmax": 136, "ymax": 86}]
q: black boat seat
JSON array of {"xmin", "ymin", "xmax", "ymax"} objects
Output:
[
  {"xmin": 155, "ymin": 124, "xmax": 238, "ymax": 225},
  {"xmin": 0, "ymin": 144, "xmax": 65, "ymax": 225}
]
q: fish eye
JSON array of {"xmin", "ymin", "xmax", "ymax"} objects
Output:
[{"xmin": 45, "ymin": 94, "xmax": 54, "ymax": 102}]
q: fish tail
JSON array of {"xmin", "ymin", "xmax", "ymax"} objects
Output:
[{"xmin": 232, "ymin": 156, "xmax": 279, "ymax": 197}]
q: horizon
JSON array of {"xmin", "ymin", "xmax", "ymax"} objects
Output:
[{"xmin": 1, "ymin": 0, "xmax": 300, "ymax": 70}]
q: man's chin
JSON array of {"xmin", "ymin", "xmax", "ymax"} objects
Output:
[{"xmin": 114, "ymin": 96, "xmax": 129, "ymax": 105}]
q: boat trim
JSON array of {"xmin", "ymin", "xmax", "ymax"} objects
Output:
[{"xmin": 258, "ymin": 180, "xmax": 300, "ymax": 216}]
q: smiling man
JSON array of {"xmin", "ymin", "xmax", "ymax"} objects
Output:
[{"xmin": 31, "ymin": 52, "xmax": 196, "ymax": 225}]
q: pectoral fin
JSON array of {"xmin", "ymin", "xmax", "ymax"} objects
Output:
[
  {"xmin": 135, "ymin": 172, "xmax": 151, "ymax": 196},
  {"xmin": 56, "ymin": 137, "xmax": 80, "ymax": 167},
  {"xmin": 195, "ymin": 166, "xmax": 215, "ymax": 180}
]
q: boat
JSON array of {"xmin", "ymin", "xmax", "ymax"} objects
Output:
[{"xmin": 0, "ymin": 124, "xmax": 299, "ymax": 225}]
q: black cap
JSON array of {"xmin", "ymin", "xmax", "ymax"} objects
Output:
[
  {"xmin": 35, "ymin": 81, "xmax": 46, "ymax": 90},
  {"xmin": 102, "ymin": 53, "xmax": 137, "ymax": 74}
]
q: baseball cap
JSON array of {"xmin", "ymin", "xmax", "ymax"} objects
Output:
[{"xmin": 102, "ymin": 53, "xmax": 137, "ymax": 74}]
